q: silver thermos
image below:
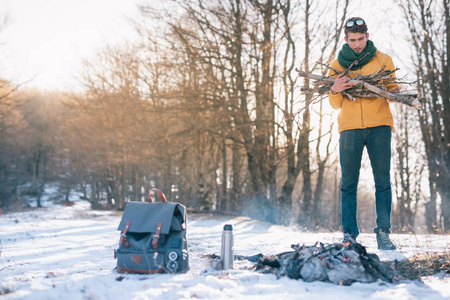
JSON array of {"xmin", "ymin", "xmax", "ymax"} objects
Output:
[{"xmin": 221, "ymin": 224, "xmax": 234, "ymax": 270}]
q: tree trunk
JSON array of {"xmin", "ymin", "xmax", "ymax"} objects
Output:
[
  {"xmin": 220, "ymin": 138, "xmax": 228, "ymax": 212},
  {"xmin": 231, "ymin": 140, "xmax": 241, "ymax": 212},
  {"xmin": 31, "ymin": 147, "xmax": 41, "ymax": 195}
]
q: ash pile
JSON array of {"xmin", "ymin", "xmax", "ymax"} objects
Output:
[{"xmin": 252, "ymin": 242, "xmax": 401, "ymax": 285}]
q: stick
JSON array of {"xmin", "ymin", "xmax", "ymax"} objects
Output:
[
  {"xmin": 297, "ymin": 70, "xmax": 333, "ymax": 82},
  {"xmin": 353, "ymin": 80, "xmax": 421, "ymax": 109}
]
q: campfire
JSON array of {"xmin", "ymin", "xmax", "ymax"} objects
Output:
[{"xmin": 233, "ymin": 242, "xmax": 402, "ymax": 285}]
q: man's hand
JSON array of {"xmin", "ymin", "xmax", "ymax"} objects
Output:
[
  {"xmin": 331, "ymin": 73, "xmax": 355, "ymax": 93},
  {"xmin": 387, "ymin": 87, "xmax": 401, "ymax": 103}
]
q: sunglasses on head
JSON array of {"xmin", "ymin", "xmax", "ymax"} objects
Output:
[{"xmin": 345, "ymin": 19, "xmax": 365, "ymax": 28}]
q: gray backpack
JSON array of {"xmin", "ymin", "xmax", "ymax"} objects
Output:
[{"xmin": 115, "ymin": 188, "xmax": 189, "ymax": 274}]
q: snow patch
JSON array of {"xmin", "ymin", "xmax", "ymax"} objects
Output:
[{"xmin": 1, "ymin": 201, "xmax": 449, "ymax": 300}]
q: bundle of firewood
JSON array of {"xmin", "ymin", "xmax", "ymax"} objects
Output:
[{"xmin": 296, "ymin": 67, "xmax": 421, "ymax": 109}]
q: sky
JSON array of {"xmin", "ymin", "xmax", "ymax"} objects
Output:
[{"xmin": 0, "ymin": 0, "xmax": 141, "ymax": 90}]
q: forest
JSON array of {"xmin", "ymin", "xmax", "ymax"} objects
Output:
[{"xmin": 0, "ymin": 0, "xmax": 449, "ymax": 234}]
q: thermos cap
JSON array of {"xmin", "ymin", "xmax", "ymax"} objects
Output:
[{"xmin": 223, "ymin": 224, "xmax": 233, "ymax": 231}]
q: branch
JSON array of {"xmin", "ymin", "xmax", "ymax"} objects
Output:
[{"xmin": 296, "ymin": 69, "xmax": 421, "ymax": 109}]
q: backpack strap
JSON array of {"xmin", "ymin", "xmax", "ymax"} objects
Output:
[
  {"xmin": 119, "ymin": 220, "xmax": 131, "ymax": 248},
  {"xmin": 152, "ymin": 222, "xmax": 163, "ymax": 249},
  {"xmin": 148, "ymin": 188, "xmax": 167, "ymax": 203}
]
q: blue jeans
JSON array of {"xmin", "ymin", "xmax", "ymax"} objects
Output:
[{"xmin": 339, "ymin": 125, "xmax": 392, "ymax": 238}]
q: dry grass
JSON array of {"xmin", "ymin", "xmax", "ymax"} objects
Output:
[{"xmin": 397, "ymin": 252, "xmax": 450, "ymax": 281}]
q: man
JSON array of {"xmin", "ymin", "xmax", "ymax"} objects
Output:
[{"xmin": 328, "ymin": 17, "xmax": 399, "ymax": 250}]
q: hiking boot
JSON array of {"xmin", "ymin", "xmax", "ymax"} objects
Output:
[
  {"xmin": 342, "ymin": 232, "xmax": 357, "ymax": 244},
  {"xmin": 376, "ymin": 230, "xmax": 397, "ymax": 250}
]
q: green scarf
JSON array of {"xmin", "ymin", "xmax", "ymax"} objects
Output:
[{"xmin": 338, "ymin": 40, "xmax": 377, "ymax": 70}]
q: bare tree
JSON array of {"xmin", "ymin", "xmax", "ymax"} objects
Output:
[
  {"xmin": 392, "ymin": 104, "xmax": 423, "ymax": 232},
  {"xmin": 137, "ymin": 0, "xmax": 281, "ymax": 220},
  {"xmin": 21, "ymin": 91, "xmax": 58, "ymax": 206},
  {"xmin": 0, "ymin": 13, "xmax": 20, "ymax": 134},
  {"xmin": 68, "ymin": 44, "xmax": 157, "ymax": 209},
  {"xmin": 0, "ymin": 14, "xmax": 34, "ymax": 208},
  {"xmin": 399, "ymin": 0, "xmax": 450, "ymax": 232},
  {"xmin": 0, "ymin": 81, "xmax": 24, "ymax": 208},
  {"xmin": 276, "ymin": 0, "xmax": 348, "ymax": 226}
]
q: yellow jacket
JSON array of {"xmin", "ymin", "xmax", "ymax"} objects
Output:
[{"xmin": 328, "ymin": 50, "xmax": 398, "ymax": 133}]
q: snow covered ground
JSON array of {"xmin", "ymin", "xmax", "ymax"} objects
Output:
[{"xmin": 1, "ymin": 200, "xmax": 449, "ymax": 300}]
